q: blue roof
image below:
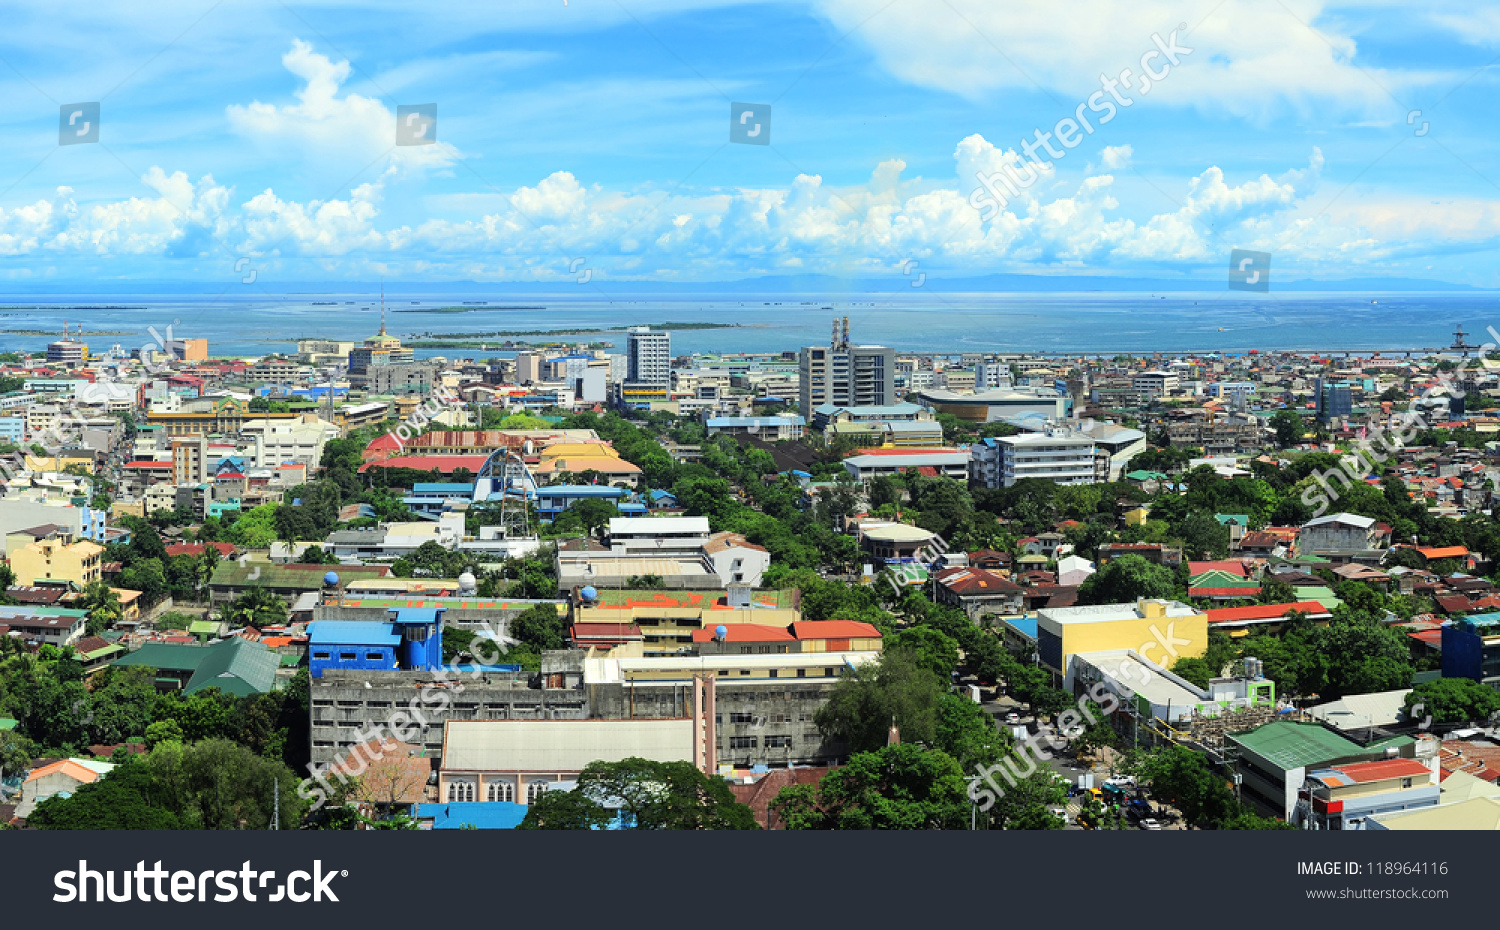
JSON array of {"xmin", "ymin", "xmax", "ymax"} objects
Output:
[
  {"xmin": 391, "ymin": 608, "xmax": 441, "ymax": 627},
  {"xmin": 998, "ymin": 614, "xmax": 1039, "ymax": 641},
  {"xmin": 307, "ymin": 621, "xmax": 402, "ymax": 646},
  {"xmin": 534, "ymin": 485, "xmax": 628, "ymax": 497},
  {"xmin": 648, "ymin": 489, "xmax": 677, "ymax": 501},
  {"xmin": 415, "ymin": 802, "xmax": 528, "ymax": 830},
  {"xmin": 413, "ymin": 482, "xmax": 474, "ymax": 494}
]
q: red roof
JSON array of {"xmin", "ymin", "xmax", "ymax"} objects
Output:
[
  {"xmin": 1204, "ymin": 601, "xmax": 1331, "ymax": 626},
  {"xmin": 124, "ymin": 460, "xmax": 173, "ymax": 469},
  {"xmin": 841, "ymin": 447, "xmax": 961, "ymax": 457},
  {"xmin": 1327, "ymin": 758, "xmax": 1431, "ymax": 784},
  {"xmin": 789, "ymin": 620, "xmax": 882, "ymax": 640},
  {"xmin": 1189, "ymin": 560, "xmax": 1248, "ymax": 577},
  {"xmin": 934, "ymin": 566, "xmax": 1023, "ymax": 595},
  {"xmin": 689, "ymin": 624, "xmax": 795, "ymax": 643},
  {"xmin": 358, "ymin": 455, "xmax": 490, "ymax": 474},
  {"xmin": 164, "ymin": 541, "xmax": 237, "ymax": 558},
  {"xmin": 1189, "ymin": 586, "xmax": 1264, "ymax": 598}
]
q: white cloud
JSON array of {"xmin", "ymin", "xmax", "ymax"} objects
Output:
[
  {"xmin": 810, "ymin": 0, "xmax": 1428, "ymax": 121},
  {"xmin": 226, "ymin": 40, "xmax": 462, "ymax": 175}
]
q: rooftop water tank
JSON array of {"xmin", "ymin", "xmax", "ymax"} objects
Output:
[{"xmin": 323, "ymin": 571, "xmax": 339, "ymax": 586}]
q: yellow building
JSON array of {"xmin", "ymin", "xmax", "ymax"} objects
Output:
[
  {"xmin": 24, "ymin": 453, "xmax": 94, "ymax": 473},
  {"xmin": 147, "ymin": 398, "xmax": 301, "ymax": 438},
  {"xmin": 1122, "ymin": 506, "xmax": 1152, "ymax": 527},
  {"xmin": 1036, "ymin": 598, "xmax": 1207, "ymax": 677},
  {"xmin": 10, "ymin": 538, "xmax": 105, "ymax": 587}
]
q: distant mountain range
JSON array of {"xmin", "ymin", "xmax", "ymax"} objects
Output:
[{"xmin": 0, "ymin": 272, "xmax": 1490, "ymax": 295}]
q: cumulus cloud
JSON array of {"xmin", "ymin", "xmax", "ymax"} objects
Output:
[{"xmin": 227, "ymin": 39, "xmax": 462, "ymax": 174}]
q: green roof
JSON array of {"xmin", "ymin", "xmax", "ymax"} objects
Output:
[
  {"xmin": 209, "ymin": 562, "xmax": 390, "ymax": 591},
  {"xmin": 1215, "ymin": 514, "xmax": 1251, "ymax": 525},
  {"xmin": 589, "ymin": 588, "xmax": 799, "ymax": 610},
  {"xmin": 1188, "ymin": 570, "xmax": 1259, "ymax": 588},
  {"xmin": 1125, "ymin": 470, "xmax": 1168, "ymax": 481},
  {"xmin": 188, "ymin": 620, "xmax": 221, "ymax": 635},
  {"xmin": 1230, "ymin": 720, "xmax": 1413, "ymax": 772},
  {"xmin": 74, "ymin": 642, "xmax": 125, "ymax": 662},
  {"xmin": 0, "ymin": 717, "xmax": 16, "ymax": 731},
  {"xmin": 1292, "ymin": 585, "xmax": 1341, "ymax": 609},
  {"xmin": 112, "ymin": 638, "xmax": 278, "ymax": 697}
]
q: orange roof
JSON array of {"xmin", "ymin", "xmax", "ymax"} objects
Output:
[
  {"xmin": 23, "ymin": 759, "xmax": 105, "ymax": 785},
  {"xmin": 1417, "ymin": 546, "xmax": 1469, "ymax": 560},
  {"xmin": 789, "ymin": 620, "xmax": 882, "ymax": 640},
  {"xmin": 690, "ymin": 624, "xmax": 795, "ymax": 643},
  {"xmin": 1188, "ymin": 560, "xmax": 1248, "ymax": 577},
  {"xmin": 1326, "ymin": 758, "xmax": 1431, "ymax": 784}
]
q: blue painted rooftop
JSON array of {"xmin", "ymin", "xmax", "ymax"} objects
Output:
[
  {"xmin": 391, "ymin": 608, "xmax": 442, "ymax": 627},
  {"xmin": 307, "ymin": 621, "xmax": 402, "ymax": 646},
  {"xmin": 999, "ymin": 614, "xmax": 1039, "ymax": 641},
  {"xmin": 416, "ymin": 802, "xmax": 528, "ymax": 830},
  {"xmin": 534, "ymin": 485, "xmax": 628, "ymax": 497},
  {"xmin": 706, "ymin": 415, "xmax": 804, "ymax": 427},
  {"xmin": 414, "ymin": 482, "xmax": 474, "ymax": 494}
]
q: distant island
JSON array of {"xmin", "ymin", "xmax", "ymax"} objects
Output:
[{"xmin": 393, "ymin": 305, "xmax": 547, "ymax": 313}]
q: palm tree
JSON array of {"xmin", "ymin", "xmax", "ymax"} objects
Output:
[
  {"xmin": 219, "ymin": 586, "xmax": 288, "ymax": 630},
  {"xmin": 78, "ymin": 581, "xmax": 123, "ymax": 637}
]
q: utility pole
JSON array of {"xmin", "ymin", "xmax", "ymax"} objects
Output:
[{"xmin": 272, "ymin": 778, "xmax": 280, "ymax": 830}]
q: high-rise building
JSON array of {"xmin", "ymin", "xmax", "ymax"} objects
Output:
[
  {"xmin": 621, "ymin": 327, "xmax": 671, "ymax": 406},
  {"xmin": 1314, "ymin": 377, "xmax": 1352, "ymax": 423},
  {"xmin": 626, "ymin": 327, "xmax": 671, "ymax": 385},
  {"xmin": 798, "ymin": 317, "xmax": 895, "ymax": 417}
]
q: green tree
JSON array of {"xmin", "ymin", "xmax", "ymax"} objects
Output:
[
  {"xmin": 814, "ymin": 649, "xmax": 946, "ymax": 754},
  {"xmin": 511, "ymin": 603, "xmax": 566, "ymax": 652},
  {"xmin": 1170, "ymin": 656, "xmax": 1215, "ymax": 689},
  {"xmin": 1257, "ymin": 574, "xmax": 1295, "ymax": 606},
  {"xmin": 218, "ymin": 586, "xmax": 289, "ymax": 629},
  {"xmin": 77, "ymin": 581, "xmax": 123, "ymax": 637},
  {"xmin": 1076, "ymin": 554, "xmax": 1177, "ymax": 605},
  {"xmin": 573, "ymin": 758, "xmax": 758, "ymax": 830},
  {"xmin": 29, "ymin": 758, "xmax": 183, "ymax": 830},
  {"xmin": 772, "ymin": 743, "xmax": 968, "ymax": 830},
  {"xmin": 516, "ymin": 787, "xmax": 614, "ymax": 830},
  {"xmin": 885, "ymin": 627, "xmax": 961, "ymax": 680},
  {"xmin": 1270, "ymin": 409, "xmax": 1305, "ymax": 449},
  {"xmin": 1406, "ymin": 678, "xmax": 1500, "ymax": 725}
]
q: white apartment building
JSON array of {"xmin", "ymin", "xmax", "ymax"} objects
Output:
[
  {"xmin": 1132, "ymin": 370, "xmax": 1180, "ymax": 401},
  {"xmin": 626, "ymin": 328, "xmax": 671, "ymax": 386},
  {"xmin": 972, "ymin": 430, "xmax": 1101, "ymax": 489},
  {"xmin": 241, "ymin": 417, "xmax": 336, "ymax": 468}
]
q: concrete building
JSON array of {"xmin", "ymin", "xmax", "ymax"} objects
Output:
[
  {"xmin": 438, "ymin": 718, "xmax": 698, "ymax": 805},
  {"xmin": 1299, "ymin": 512, "xmax": 1387, "ymax": 555},
  {"xmin": 797, "ymin": 318, "xmax": 895, "ymax": 417},
  {"xmin": 1035, "ymin": 598, "xmax": 1208, "ymax": 680},
  {"xmin": 841, "ymin": 448, "xmax": 970, "ymax": 482},
  {"xmin": 1132, "ymin": 370, "xmax": 1179, "ymax": 400},
  {"xmin": 1298, "ymin": 758, "xmax": 1440, "ymax": 830},
  {"xmin": 0, "ymin": 606, "xmax": 88, "ymax": 647},
  {"xmin": 914, "ymin": 387, "xmax": 1068, "ymax": 423},
  {"xmin": 9, "ymin": 537, "xmax": 103, "ymax": 588},
  {"xmin": 172, "ymin": 434, "xmax": 208, "ymax": 486},
  {"xmin": 972, "ymin": 430, "xmax": 1101, "ymax": 489},
  {"xmin": 15, "ymin": 758, "xmax": 114, "ymax": 820},
  {"xmin": 1229, "ymin": 720, "xmax": 1422, "ymax": 821}
]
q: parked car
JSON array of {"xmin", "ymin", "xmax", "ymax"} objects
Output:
[
  {"xmin": 1005, "ymin": 712, "xmax": 1021, "ymax": 724},
  {"xmin": 1138, "ymin": 818, "xmax": 1162, "ymax": 831},
  {"xmin": 1105, "ymin": 775, "xmax": 1135, "ymax": 787}
]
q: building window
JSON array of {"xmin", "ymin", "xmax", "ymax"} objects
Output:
[
  {"xmin": 728, "ymin": 736, "xmax": 757, "ymax": 750},
  {"xmin": 313, "ymin": 652, "xmax": 330, "ymax": 660},
  {"xmin": 447, "ymin": 781, "xmax": 475, "ymax": 803},
  {"xmin": 765, "ymin": 736, "xmax": 793, "ymax": 748},
  {"xmin": 797, "ymin": 669, "xmax": 806, "ymax": 678},
  {"xmin": 365, "ymin": 653, "xmax": 383, "ymax": 661},
  {"xmin": 526, "ymin": 780, "xmax": 550, "ymax": 804},
  {"xmin": 340, "ymin": 652, "xmax": 356, "ymax": 661},
  {"xmin": 487, "ymin": 780, "xmax": 514, "ymax": 803},
  {"xmin": 729, "ymin": 712, "xmax": 755, "ymax": 724}
]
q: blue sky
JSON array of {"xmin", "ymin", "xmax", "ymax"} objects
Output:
[{"xmin": 1, "ymin": 0, "xmax": 1499, "ymax": 287}]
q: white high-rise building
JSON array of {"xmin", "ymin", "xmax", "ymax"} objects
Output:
[{"xmin": 626, "ymin": 328, "xmax": 671, "ymax": 385}]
